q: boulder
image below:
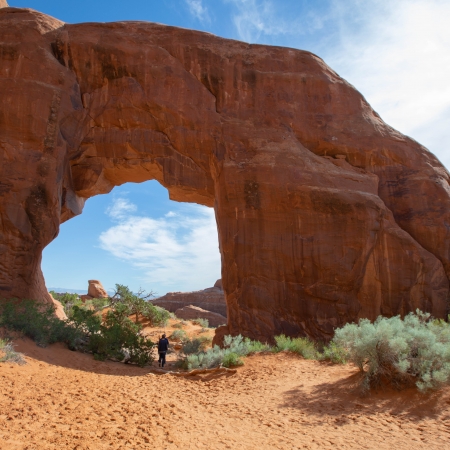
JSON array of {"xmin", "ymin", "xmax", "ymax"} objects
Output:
[
  {"xmin": 80, "ymin": 295, "xmax": 93, "ymax": 303},
  {"xmin": 174, "ymin": 305, "xmax": 227, "ymax": 328},
  {"xmin": 153, "ymin": 286, "xmax": 226, "ymax": 317},
  {"xmin": 1, "ymin": 8, "xmax": 449, "ymax": 341},
  {"xmin": 87, "ymin": 280, "xmax": 108, "ymax": 299}
]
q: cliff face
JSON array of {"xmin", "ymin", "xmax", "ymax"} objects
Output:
[
  {"xmin": 1, "ymin": 7, "xmax": 449, "ymax": 340},
  {"xmin": 153, "ymin": 286, "xmax": 227, "ymax": 317}
]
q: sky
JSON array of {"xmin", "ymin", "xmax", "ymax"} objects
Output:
[{"xmin": 7, "ymin": 0, "xmax": 450, "ymax": 295}]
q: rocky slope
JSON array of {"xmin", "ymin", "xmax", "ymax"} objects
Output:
[{"xmin": 0, "ymin": 7, "xmax": 449, "ymax": 340}]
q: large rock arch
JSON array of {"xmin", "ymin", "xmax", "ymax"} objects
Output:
[{"xmin": 1, "ymin": 6, "xmax": 449, "ymax": 340}]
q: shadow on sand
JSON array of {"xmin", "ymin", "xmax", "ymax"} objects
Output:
[
  {"xmin": 11, "ymin": 335, "xmax": 167, "ymax": 377},
  {"xmin": 279, "ymin": 363, "xmax": 447, "ymax": 424}
]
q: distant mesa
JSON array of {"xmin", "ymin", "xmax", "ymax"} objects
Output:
[{"xmin": 153, "ymin": 280, "xmax": 226, "ymax": 318}]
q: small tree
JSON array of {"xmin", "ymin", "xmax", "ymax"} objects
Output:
[{"xmin": 109, "ymin": 284, "xmax": 156, "ymax": 324}]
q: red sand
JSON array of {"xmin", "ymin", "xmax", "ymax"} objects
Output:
[{"xmin": 1, "ymin": 335, "xmax": 449, "ymax": 449}]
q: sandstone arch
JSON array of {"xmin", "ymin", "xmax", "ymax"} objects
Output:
[{"xmin": 1, "ymin": 7, "xmax": 449, "ymax": 341}]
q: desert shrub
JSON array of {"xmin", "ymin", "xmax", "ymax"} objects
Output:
[
  {"xmin": 274, "ymin": 334, "xmax": 318, "ymax": 359},
  {"xmin": 192, "ymin": 318, "xmax": 209, "ymax": 328},
  {"xmin": 0, "ymin": 299, "xmax": 154, "ymax": 367},
  {"xmin": 50, "ymin": 291, "xmax": 79, "ymax": 305},
  {"xmin": 198, "ymin": 335, "xmax": 213, "ymax": 347},
  {"xmin": 172, "ymin": 322, "xmax": 184, "ymax": 329},
  {"xmin": 64, "ymin": 298, "xmax": 85, "ymax": 319},
  {"xmin": 245, "ymin": 339, "xmax": 271, "ymax": 354},
  {"xmin": 170, "ymin": 329, "xmax": 187, "ymax": 341},
  {"xmin": 90, "ymin": 298, "xmax": 109, "ymax": 312},
  {"xmin": 320, "ymin": 341, "xmax": 348, "ymax": 364},
  {"xmin": 88, "ymin": 309, "xmax": 154, "ymax": 367},
  {"xmin": 177, "ymin": 335, "xmax": 268, "ymax": 370},
  {"xmin": 0, "ymin": 338, "xmax": 26, "ymax": 365},
  {"xmin": 222, "ymin": 351, "xmax": 244, "ymax": 368},
  {"xmin": 0, "ymin": 299, "xmax": 81, "ymax": 347},
  {"xmin": 143, "ymin": 303, "xmax": 170, "ymax": 327},
  {"xmin": 182, "ymin": 337, "xmax": 205, "ymax": 355},
  {"xmin": 333, "ymin": 310, "xmax": 450, "ymax": 392}
]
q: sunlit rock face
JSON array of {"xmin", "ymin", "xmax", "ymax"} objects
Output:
[{"xmin": 1, "ymin": 7, "xmax": 449, "ymax": 341}]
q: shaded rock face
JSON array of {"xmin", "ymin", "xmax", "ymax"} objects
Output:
[
  {"xmin": 174, "ymin": 305, "xmax": 227, "ymax": 328},
  {"xmin": 1, "ymin": 8, "xmax": 450, "ymax": 341},
  {"xmin": 87, "ymin": 280, "xmax": 108, "ymax": 299},
  {"xmin": 153, "ymin": 286, "xmax": 227, "ymax": 317}
]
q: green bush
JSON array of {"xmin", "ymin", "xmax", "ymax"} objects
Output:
[
  {"xmin": 192, "ymin": 318, "xmax": 209, "ymax": 328},
  {"xmin": 274, "ymin": 334, "xmax": 318, "ymax": 359},
  {"xmin": 170, "ymin": 329, "xmax": 187, "ymax": 341},
  {"xmin": 333, "ymin": 310, "xmax": 450, "ymax": 392},
  {"xmin": 182, "ymin": 337, "xmax": 205, "ymax": 355},
  {"xmin": 0, "ymin": 299, "xmax": 81, "ymax": 347},
  {"xmin": 143, "ymin": 303, "xmax": 170, "ymax": 327},
  {"xmin": 222, "ymin": 351, "xmax": 244, "ymax": 368},
  {"xmin": 177, "ymin": 335, "xmax": 269, "ymax": 370},
  {"xmin": 172, "ymin": 322, "xmax": 184, "ymax": 329},
  {"xmin": 0, "ymin": 338, "xmax": 26, "ymax": 365},
  {"xmin": 320, "ymin": 341, "xmax": 348, "ymax": 364},
  {"xmin": 0, "ymin": 299, "xmax": 154, "ymax": 367},
  {"xmin": 87, "ymin": 309, "xmax": 154, "ymax": 367}
]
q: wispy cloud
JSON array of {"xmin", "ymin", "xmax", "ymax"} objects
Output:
[
  {"xmin": 185, "ymin": 0, "xmax": 211, "ymax": 23},
  {"xmin": 99, "ymin": 198, "xmax": 221, "ymax": 293},
  {"xmin": 105, "ymin": 197, "xmax": 137, "ymax": 220},
  {"xmin": 225, "ymin": 0, "xmax": 286, "ymax": 42}
]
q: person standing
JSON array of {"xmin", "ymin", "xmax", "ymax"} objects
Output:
[{"xmin": 158, "ymin": 334, "xmax": 169, "ymax": 368}]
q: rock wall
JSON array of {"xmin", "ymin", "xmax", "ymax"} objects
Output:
[
  {"xmin": 1, "ymin": 7, "xmax": 449, "ymax": 340},
  {"xmin": 153, "ymin": 284, "xmax": 227, "ymax": 317}
]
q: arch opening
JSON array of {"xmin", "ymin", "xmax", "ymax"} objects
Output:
[{"xmin": 43, "ymin": 180, "xmax": 221, "ymax": 297}]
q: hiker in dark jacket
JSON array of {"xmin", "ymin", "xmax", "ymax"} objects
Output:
[{"xmin": 158, "ymin": 334, "xmax": 169, "ymax": 368}]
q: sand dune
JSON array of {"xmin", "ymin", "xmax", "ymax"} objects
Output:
[{"xmin": 0, "ymin": 336, "xmax": 449, "ymax": 449}]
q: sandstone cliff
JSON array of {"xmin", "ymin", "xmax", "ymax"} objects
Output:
[
  {"xmin": 153, "ymin": 282, "xmax": 226, "ymax": 317},
  {"xmin": 1, "ymin": 7, "xmax": 449, "ymax": 340}
]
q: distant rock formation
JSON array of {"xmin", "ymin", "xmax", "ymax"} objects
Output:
[
  {"xmin": 87, "ymin": 280, "xmax": 108, "ymax": 299},
  {"xmin": 174, "ymin": 305, "xmax": 227, "ymax": 328},
  {"xmin": 153, "ymin": 280, "xmax": 227, "ymax": 317},
  {"xmin": 0, "ymin": 1, "xmax": 8, "ymax": 9}
]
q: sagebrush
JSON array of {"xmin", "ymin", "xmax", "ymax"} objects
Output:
[{"xmin": 333, "ymin": 310, "xmax": 450, "ymax": 392}]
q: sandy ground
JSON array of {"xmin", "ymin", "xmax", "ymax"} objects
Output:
[{"xmin": 1, "ymin": 327, "xmax": 450, "ymax": 449}]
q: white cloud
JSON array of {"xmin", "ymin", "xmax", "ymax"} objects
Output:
[
  {"xmin": 225, "ymin": 0, "xmax": 290, "ymax": 42},
  {"xmin": 106, "ymin": 198, "xmax": 137, "ymax": 220},
  {"xmin": 185, "ymin": 0, "xmax": 211, "ymax": 23},
  {"xmin": 99, "ymin": 202, "xmax": 221, "ymax": 293}
]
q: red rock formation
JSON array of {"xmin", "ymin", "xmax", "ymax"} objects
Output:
[
  {"xmin": 153, "ymin": 285, "xmax": 226, "ymax": 317},
  {"xmin": 174, "ymin": 305, "xmax": 227, "ymax": 328},
  {"xmin": 87, "ymin": 280, "xmax": 108, "ymax": 299},
  {"xmin": 1, "ymin": 7, "xmax": 449, "ymax": 341}
]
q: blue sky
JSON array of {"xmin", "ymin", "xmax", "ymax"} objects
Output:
[{"xmin": 8, "ymin": 0, "xmax": 450, "ymax": 295}]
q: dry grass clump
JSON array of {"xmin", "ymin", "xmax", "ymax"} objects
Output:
[{"xmin": 0, "ymin": 338, "xmax": 26, "ymax": 365}]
